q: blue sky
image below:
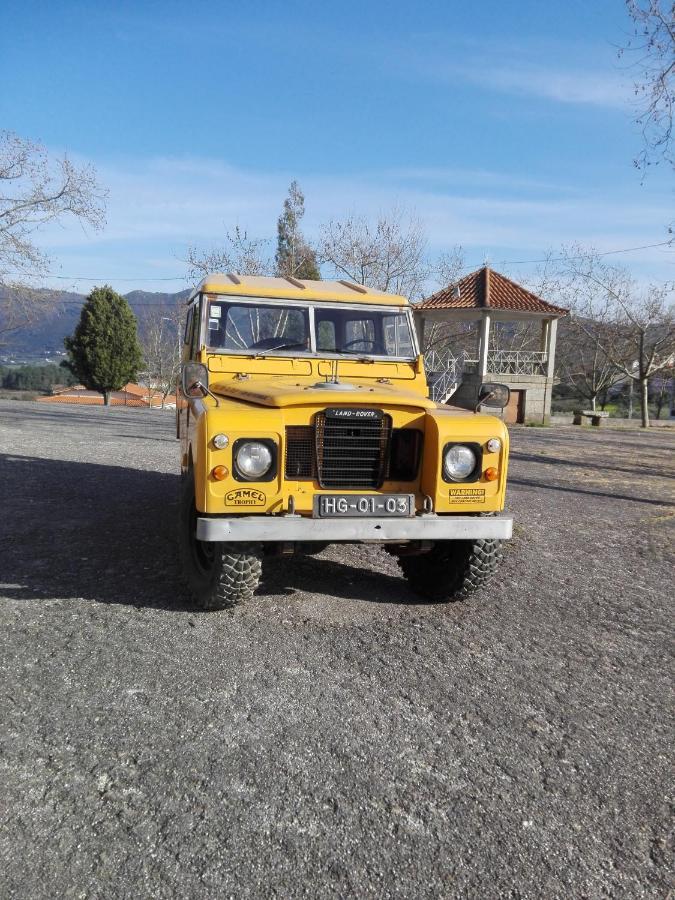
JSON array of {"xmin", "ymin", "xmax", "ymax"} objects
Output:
[{"xmin": 1, "ymin": 0, "xmax": 672, "ymax": 293}]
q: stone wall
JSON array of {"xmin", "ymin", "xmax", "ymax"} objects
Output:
[
  {"xmin": 449, "ymin": 372, "xmax": 555, "ymax": 423},
  {"xmin": 550, "ymin": 415, "xmax": 674, "ymax": 428}
]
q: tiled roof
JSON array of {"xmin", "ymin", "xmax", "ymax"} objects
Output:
[
  {"xmin": 37, "ymin": 383, "xmax": 176, "ymax": 407},
  {"xmin": 417, "ymin": 267, "xmax": 568, "ymax": 316},
  {"xmin": 38, "ymin": 393, "xmax": 149, "ymax": 406},
  {"xmin": 122, "ymin": 383, "xmax": 149, "ymax": 397}
]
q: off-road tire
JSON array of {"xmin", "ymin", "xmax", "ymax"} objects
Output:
[
  {"xmin": 179, "ymin": 473, "xmax": 262, "ymax": 610},
  {"xmin": 398, "ymin": 539, "xmax": 503, "ymax": 603}
]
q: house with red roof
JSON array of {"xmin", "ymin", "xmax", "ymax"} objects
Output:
[
  {"xmin": 37, "ymin": 382, "xmax": 176, "ymax": 408},
  {"xmin": 414, "ymin": 266, "xmax": 568, "ymax": 424}
]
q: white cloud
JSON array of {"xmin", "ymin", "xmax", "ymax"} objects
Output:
[
  {"xmin": 31, "ymin": 154, "xmax": 673, "ymax": 291},
  {"xmin": 397, "ymin": 34, "xmax": 630, "ymax": 110},
  {"xmin": 384, "ymin": 167, "xmax": 581, "ymax": 194},
  {"xmin": 453, "ymin": 62, "xmax": 629, "ymax": 108}
]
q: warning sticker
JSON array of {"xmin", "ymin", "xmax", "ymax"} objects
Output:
[{"xmin": 448, "ymin": 488, "xmax": 486, "ymax": 503}]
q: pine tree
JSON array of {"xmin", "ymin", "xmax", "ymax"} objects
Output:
[
  {"xmin": 275, "ymin": 181, "xmax": 320, "ymax": 280},
  {"xmin": 64, "ymin": 285, "xmax": 143, "ymax": 405}
]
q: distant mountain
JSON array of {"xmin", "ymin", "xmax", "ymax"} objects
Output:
[
  {"xmin": 122, "ymin": 289, "xmax": 191, "ymax": 308},
  {"xmin": 0, "ymin": 287, "xmax": 190, "ymax": 363}
]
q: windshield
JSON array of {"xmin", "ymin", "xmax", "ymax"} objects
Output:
[
  {"xmin": 206, "ymin": 297, "xmax": 416, "ymax": 359},
  {"xmin": 315, "ymin": 306, "xmax": 414, "ymax": 357},
  {"xmin": 207, "ymin": 300, "xmax": 310, "ymax": 353}
]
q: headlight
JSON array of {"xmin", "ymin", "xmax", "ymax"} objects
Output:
[
  {"xmin": 235, "ymin": 441, "xmax": 273, "ymax": 479},
  {"xmin": 212, "ymin": 433, "xmax": 229, "ymax": 449},
  {"xmin": 443, "ymin": 444, "xmax": 477, "ymax": 480},
  {"xmin": 486, "ymin": 437, "xmax": 502, "ymax": 454}
]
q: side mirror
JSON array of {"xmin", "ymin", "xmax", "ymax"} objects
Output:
[
  {"xmin": 477, "ymin": 382, "xmax": 510, "ymax": 410},
  {"xmin": 181, "ymin": 362, "xmax": 209, "ymax": 398}
]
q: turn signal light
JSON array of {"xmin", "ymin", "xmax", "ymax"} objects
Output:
[
  {"xmin": 484, "ymin": 466, "xmax": 498, "ymax": 481},
  {"xmin": 211, "ymin": 465, "xmax": 229, "ymax": 481}
]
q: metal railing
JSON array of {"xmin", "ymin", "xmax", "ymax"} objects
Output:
[
  {"xmin": 424, "ymin": 347, "xmax": 548, "ymax": 398},
  {"xmin": 424, "ymin": 349, "xmax": 464, "ymax": 402},
  {"xmin": 487, "ymin": 350, "xmax": 547, "ymax": 375},
  {"xmin": 462, "ymin": 350, "xmax": 548, "ymax": 376}
]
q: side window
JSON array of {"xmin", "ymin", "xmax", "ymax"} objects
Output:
[
  {"xmin": 183, "ymin": 307, "xmax": 194, "ymax": 346},
  {"xmin": 316, "ymin": 319, "xmax": 336, "ymax": 351},
  {"xmin": 189, "ymin": 300, "xmax": 202, "ymax": 358}
]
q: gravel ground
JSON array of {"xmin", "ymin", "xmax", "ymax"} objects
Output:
[{"xmin": 0, "ymin": 399, "xmax": 673, "ymax": 899}]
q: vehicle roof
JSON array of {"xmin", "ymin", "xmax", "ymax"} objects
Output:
[{"xmin": 189, "ymin": 274, "xmax": 409, "ymax": 307}]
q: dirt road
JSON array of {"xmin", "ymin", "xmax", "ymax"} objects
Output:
[{"xmin": 1, "ymin": 400, "xmax": 673, "ymax": 898}]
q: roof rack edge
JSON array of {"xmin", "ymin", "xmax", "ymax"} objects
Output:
[{"xmin": 338, "ymin": 279, "xmax": 368, "ymax": 294}]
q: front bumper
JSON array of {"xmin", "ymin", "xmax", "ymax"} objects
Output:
[{"xmin": 195, "ymin": 514, "xmax": 513, "ymax": 543}]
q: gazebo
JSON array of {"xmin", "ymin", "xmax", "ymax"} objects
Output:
[{"xmin": 414, "ymin": 266, "xmax": 568, "ymax": 424}]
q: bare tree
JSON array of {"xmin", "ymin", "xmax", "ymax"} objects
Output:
[
  {"xmin": 319, "ymin": 207, "xmax": 429, "ymax": 300},
  {"xmin": 529, "ymin": 254, "xmax": 624, "ymax": 409},
  {"xmin": 555, "ymin": 317, "xmax": 625, "ymax": 410},
  {"xmin": 432, "ymin": 245, "xmax": 465, "ymax": 290},
  {"xmin": 556, "ymin": 246, "xmax": 674, "ymax": 426},
  {"xmin": 185, "ymin": 226, "xmax": 271, "ymax": 283},
  {"xmin": 0, "ymin": 131, "xmax": 107, "ymax": 340},
  {"xmin": 611, "ymin": 283, "xmax": 674, "ymax": 426},
  {"xmin": 651, "ymin": 369, "xmax": 674, "ymax": 417},
  {"xmin": 619, "ymin": 0, "xmax": 675, "ymax": 171},
  {"xmin": 137, "ymin": 301, "xmax": 184, "ymax": 408}
]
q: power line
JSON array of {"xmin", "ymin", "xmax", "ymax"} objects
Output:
[
  {"xmin": 2, "ymin": 240, "xmax": 672, "ymax": 284},
  {"xmin": 461, "ymin": 240, "xmax": 673, "ymax": 271},
  {"xmin": 0, "ymin": 273, "xmax": 189, "ymax": 282}
]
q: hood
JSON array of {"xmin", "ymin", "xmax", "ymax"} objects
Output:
[{"xmin": 209, "ymin": 377, "xmax": 436, "ymax": 410}]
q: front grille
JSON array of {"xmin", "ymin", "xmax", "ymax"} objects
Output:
[
  {"xmin": 285, "ymin": 426, "xmax": 316, "ymax": 478},
  {"xmin": 315, "ymin": 409, "xmax": 392, "ymax": 489},
  {"xmin": 284, "ymin": 414, "xmax": 421, "ymax": 488},
  {"xmin": 386, "ymin": 428, "xmax": 423, "ymax": 481}
]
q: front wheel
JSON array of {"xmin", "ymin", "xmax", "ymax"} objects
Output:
[
  {"xmin": 179, "ymin": 473, "xmax": 262, "ymax": 610},
  {"xmin": 398, "ymin": 539, "xmax": 503, "ymax": 602}
]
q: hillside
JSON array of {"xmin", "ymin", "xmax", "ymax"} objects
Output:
[{"xmin": 0, "ymin": 287, "xmax": 190, "ymax": 363}]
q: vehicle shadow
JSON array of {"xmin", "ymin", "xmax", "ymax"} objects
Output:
[
  {"xmin": 262, "ymin": 553, "xmax": 422, "ymax": 605},
  {"xmin": 0, "ymin": 454, "xmax": 417, "ymax": 610}
]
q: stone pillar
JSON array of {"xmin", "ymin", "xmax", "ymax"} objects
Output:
[
  {"xmin": 546, "ymin": 318, "xmax": 558, "ymax": 378},
  {"xmin": 478, "ymin": 313, "xmax": 491, "ymax": 379},
  {"xmin": 415, "ymin": 314, "xmax": 425, "ymax": 351},
  {"xmin": 540, "ymin": 318, "xmax": 550, "ymax": 352}
]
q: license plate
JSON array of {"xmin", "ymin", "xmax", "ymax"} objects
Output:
[{"xmin": 314, "ymin": 494, "xmax": 414, "ymax": 518}]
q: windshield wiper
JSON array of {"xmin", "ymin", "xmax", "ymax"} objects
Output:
[{"xmin": 252, "ymin": 342, "xmax": 304, "ymax": 358}]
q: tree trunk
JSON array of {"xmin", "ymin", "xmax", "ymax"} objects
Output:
[
  {"xmin": 640, "ymin": 377, "xmax": 649, "ymax": 428},
  {"xmin": 627, "ymin": 379, "xmax": 633, "ymax": 419},
  {"xmin": 654, "ymin": 381, "xmax": 666, "ymax": 420},
  {"xmin": 103, "ymin": 391, "xmax": 110, "ymax": 406},
  {"xmin": 590, "ymin": 394, "xmax": 597, "ymax": 411}
]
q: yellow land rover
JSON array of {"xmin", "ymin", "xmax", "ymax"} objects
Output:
[{"xmin": 177, "ymin": 274, "xmax": 512, "ymax": 609}]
